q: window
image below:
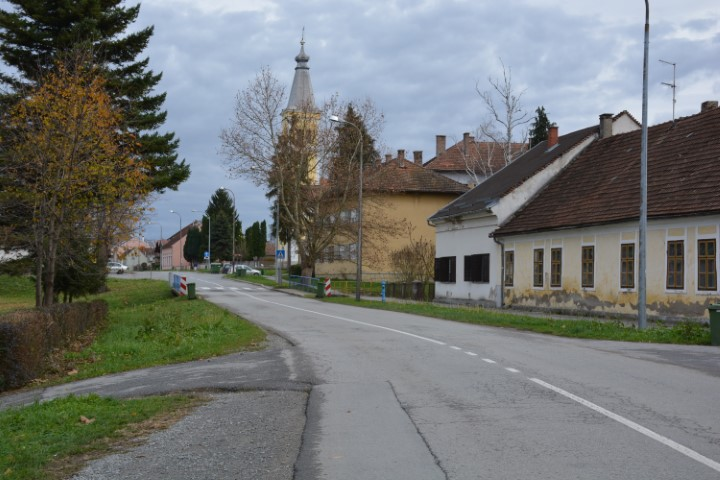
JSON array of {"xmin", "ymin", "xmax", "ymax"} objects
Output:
[
  {"xmin": 666, "ymin": 240, "xmax": 684, "ymax": 290},
  {"xmin": 533, "ymin": 248, "xmax": 544, "ymax": 287},
  {"xmin": 582, "ymin": 246, "xmax": 594, "ymax": 288},
  {"xmin": 504, "ymin": 251, "xmax": 514, "ymax": 287},
  {"xmin": 464, "ymin": 254, "xmax": 490, "ymax": 283},
  {"xmin": 550, "ymin": 248, "xmax": 562, "ymax": 287},
  {"xmin": 434, "ymin": 256, "xmax": 456, "ymax": 283},
  {"xmin": 698, "ymin": 239, "xmax": 717, "ymax": 291},
  {"xmin": 620, "ymin": 243, "xmax": 635, "ymax": 289}
]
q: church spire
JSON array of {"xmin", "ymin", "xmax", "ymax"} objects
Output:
[{"xmin": 285, "ymin": 32, "xmax": 315, "ymax": 113}]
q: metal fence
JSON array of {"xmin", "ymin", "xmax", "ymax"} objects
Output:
[
  {"xmin": 329, "ymin": 279, "xmax": 435, "ymax": 302},
  {"xmin": 288, "ymin": 275, "xmax": 323, "ymax": 295}
]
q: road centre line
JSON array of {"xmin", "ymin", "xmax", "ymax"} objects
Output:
[
  {"xmin": 530, "ymin": 378, "xmax": 720, "ymax": 474},
  {"xmin": 232, "ymin": 289, "xmax": 720, "ymax": 472},
  {"xmin": 506, "ymin": 368, "xmax": 520, "ymax": 373}
]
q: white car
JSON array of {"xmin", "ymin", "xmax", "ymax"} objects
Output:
[
  {"xmin": 107, "ymin": 261, "xmax": 129, "ymax": 274},
  {"xmin": 236, "ymin": 264, "xmax": 261, "ymax": 276}
]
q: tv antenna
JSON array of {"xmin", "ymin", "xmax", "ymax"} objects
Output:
[{"xmin": 659, "ymin": 59, "xmax": 676, "ymax": 121}]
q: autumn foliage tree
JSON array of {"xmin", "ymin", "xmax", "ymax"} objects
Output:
[{"xmin": 1, "ymin": 58, "xmax": 148, "ymax": 306}]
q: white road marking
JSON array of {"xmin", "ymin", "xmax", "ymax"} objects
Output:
[
  {"xmin": 226, "ymin": 287, "xmax": 720, "ymax": 473},
  {"xmin": 530, "ymin": 378, "xmax": 720, "ymax": 474},
  {"xmin": 450, "ymin": 346, "xmax": 462, "ymax": 350},
  {"xmin": 465, "ymin": 352, "xmax": 478, "ymax": 356},
  {"xmin": 506, "ymin": 368, "xmax": 520, "ymax": 373}
]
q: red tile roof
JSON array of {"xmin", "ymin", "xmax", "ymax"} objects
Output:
[
  {"xmin": 494, "ymin": 105, "xmax": 720, "ymax": 236},
  {"xmin": 364, "ymin": 158, "xmax": 469, "ymax": 194},
  {"xmin": 424, "ymin": 137, "xmax": 526, "ymax": 173}
]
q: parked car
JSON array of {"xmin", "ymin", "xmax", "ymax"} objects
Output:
[
  {"xmin": 236, "ymin": 264, "xmax": 262, "ymax": 276},
  {"xmin": 107, "ymin": 261, "xmax": 129, "ymax": 274}
]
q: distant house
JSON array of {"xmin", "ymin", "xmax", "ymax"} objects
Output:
[
  {"xmin": 429, "ymin": 112, "xmax": 640, "ymax": 307},
  {"xmin": 316, "ymin": 150, "xmax": 468, "ymax": 279},
  {"xmin": 493, "ymin": 101, "xmax": 720, "ymax": 320},
  {"xmin": 113, "ymin": 237, "xmax": 153, "ymax": 270},
  {"xmin": 161, "ymin": 221, "xmax": 200, "ymax": 270},
  {"xmin": 424, "ymin": 133, "xmax": 526, "ymax": 186}
]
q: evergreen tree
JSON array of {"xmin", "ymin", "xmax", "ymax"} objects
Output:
[
  {"xmin": 183, "ymin": 226, "xmax": 202, "ymax": 266},
  {"xmin": 200, "ymin": 189, "xmax": 242, "ymax": 263},
  {"xmin": 529, "ymin": 106, "xmax": 552, "ymax": 148},
  {"xmin": 0, "ymin": 0, "xmax": 190, "ymax": 193},
  {"xmin": 330, "ymin": 104, "xmax": 379, "ymax": 185},
  {"xmin": 244, "ymin": 221, "xmax": 266, "ymax": 260}
]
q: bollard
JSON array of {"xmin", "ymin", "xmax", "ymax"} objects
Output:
[{"xmin": 381, "ymin": 280, "xmax": 386, "ymax": 303}]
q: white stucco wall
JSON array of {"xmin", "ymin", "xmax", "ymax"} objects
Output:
[{"xmin": 434, "ymin": 213, "xmax": 502, "ymax": 306}]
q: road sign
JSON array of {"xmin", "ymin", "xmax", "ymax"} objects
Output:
[
  {"xmin": 204, "ymin": 251, "xmax": 209, "ymax": 259},
  {"xmin": 276, "ymin": 249, "xmax": 285, "ymax": 260}
]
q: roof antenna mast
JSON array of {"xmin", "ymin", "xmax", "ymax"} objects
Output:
[{"xmin": 659, "ymin": 59, "xmax": 676, "ymax": 121}]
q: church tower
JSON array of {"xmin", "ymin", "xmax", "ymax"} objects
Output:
[{"xmin": 282, "ymin": 35, "xmax": 320, "ymax": 183}]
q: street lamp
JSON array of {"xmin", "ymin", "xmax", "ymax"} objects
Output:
[
  {"xmin": 220, "ymin": 187, "xmax": 236, "ymax": 271},
  {"xmin": 169, "ymin": 209, "xmax": 182, "ymax": 269},
  {"xmin": 193, "ymin": 209, "xmax": 210, "ymax": 269},
  {"xmin": 329, "ymin": 114, "xmax": 363, "ymax": 301}
]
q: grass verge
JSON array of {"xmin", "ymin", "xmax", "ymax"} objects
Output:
[
  {"xmin": 0, "ymin": 393, "xmax": 205, "ymax": 480},
  {"xmin": 323, "ymin": 297, "xmax": 711, "ymax": 345},
  {"xmin": 0, "ymin": 276, "xmax": 36, "ymax": 314},
  {"xmin": 58, "ymin": 278, "xmax": 266, "ymax": 382}
]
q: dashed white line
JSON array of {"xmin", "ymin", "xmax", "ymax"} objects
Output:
[
  {"xmin": 450, "ymin": 346, "xmax": 462, "ymax": 351},
  {"xmin": 482, "ymin": 358, "xmax": 497, "ymax": 364},
  {"xmin": 530, "ymin": 378, "xmax": 720, "ymax": 474},
  {"xmin": 506, "ymin": 368, "xmax": 520, "ymax": 373},
  {"xmin": 465, "ymin": 352, "xmax": 478, "ymax": 357}
]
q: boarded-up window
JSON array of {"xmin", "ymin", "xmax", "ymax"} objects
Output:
[
  {"xmin": 434, "ymin": 256, "xmax": 456, "ymax": 283},
  {"xmin": 464, "ymin": 254, "xmax": 490, "ymax": 283}
]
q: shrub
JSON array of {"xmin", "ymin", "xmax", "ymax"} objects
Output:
[{"xmin": 0, "ymin": 300, "xmax": 108, "ymax": 391}]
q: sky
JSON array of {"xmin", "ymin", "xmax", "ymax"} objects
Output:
[{"xmin": 35, "ymin": 0, "xmax": 720, "ymax": 241}]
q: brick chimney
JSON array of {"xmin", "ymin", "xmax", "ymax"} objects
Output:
[
  {"xmin": 384, "ymin": 153, "xmax": 392, "ymax": 163},
  {"xmin": 413, "ymin": 150, "xmax": 423, "ymax": 165},
  {"xmin": 463, "ymin": 132, "xmax": 471, "ymax": 154},
  {"xmin": 436, "ymin": 135, "xmax": 446, "ymax": 156},
  {"xmin": 397, "ymin": 149, "xmax": 406, "ymax": 166},
  {"xmin": 701, "ymin": 100, "xmax": 719, "ymax": 112},
  {"xmin": 547, "ymin": 124, "xmax": 559, "ymax": 148},
  {"xmin": 599, "ymin": 113, "xmax": 613, "ymax": 139}
]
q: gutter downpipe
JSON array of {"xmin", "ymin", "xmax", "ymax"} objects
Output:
[{"xmin": 493, "ymin": 234, "xmax": 505, "ymax": 308}]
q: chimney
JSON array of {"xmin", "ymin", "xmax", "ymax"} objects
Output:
[
  {"xmin": 397, "ymin": 149, "xmax": 406, "ymax": 163},
  {"xmin": 463, "ymin": 132, "xmax": 471, "ymax": 154},
  {"xmin": 384, "ymin": 153, "xmax": 392, "ymax": 163},
  {"xmin": 413, "ymin": 150, "xmax": 423, "ymax": 165},
  {"xmin": 547, "ymin": 124, "xmax": 559, "ymax": 148},
  {"xmin": 701, "ymin": 100, "xmax": 719, "ymax": 112},
  {"xmin": 436, "ymin": 135, "xmax": 446, "ymax": 156},
  {"xmin": 599, "ymin": 113, "xmax": 613, "ymax": 139}
]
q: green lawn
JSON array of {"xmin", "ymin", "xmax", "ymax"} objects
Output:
[{"xmin": 324, "ymin": 296, "xmax": 711, "ymax": 345}]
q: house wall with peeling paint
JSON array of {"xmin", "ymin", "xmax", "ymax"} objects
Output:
[{"xmin": 501, "ymin": 216, "xmax": 720, "ymax": 320}]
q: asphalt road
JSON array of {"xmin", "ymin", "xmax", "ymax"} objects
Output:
[
  {"xmin": 188, "ymin": 273, "xmax": 720, "ymax": 480},
  {"xmin": 5, "ymin": 272, "xmax": 720, "ymax": 479}
]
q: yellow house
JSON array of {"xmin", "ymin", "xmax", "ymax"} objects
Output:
[
  {"xmin": 316, "ymin": 150, "xmax": 468, "ymax": 279},
  {"xmin": 494, "ymin": 101, "xmax": 720, "ymax": 321}
]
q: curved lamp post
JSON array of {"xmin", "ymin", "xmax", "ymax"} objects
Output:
[
  {"xmin": 329, "ymin": 115, "xmax": 363, "ymax": 301},
  {"xmin": 220, "ymin": 187, "xmax": 237, "ymax": 270},
  {"xmin": 169, "ymin": 209, "xmax": 182, "ymax": 269}
]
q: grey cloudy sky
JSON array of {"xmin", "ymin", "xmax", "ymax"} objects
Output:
[{"xmin": 135, "ymin": 0, "xmax": 719, "ymax": 242}]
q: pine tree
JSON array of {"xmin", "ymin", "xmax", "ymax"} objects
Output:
[
  {"xmin": 200, "ymin": 189, "xmax": 242, "ymax": 263},
  {"xmin": 529, "ymin": 106, "xmax": 552, "ymax": 148},
  {"xmin": 0, "ymin": 0, "xmax": 189, "ymax": 192}
]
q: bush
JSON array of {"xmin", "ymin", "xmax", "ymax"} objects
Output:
[
  {"xmin": 0, "ymin": 300, "xmax": 108, "ymax": 391},
  {"xmin": 289, "ymin": 264, "xmax": 302, "ymax": 276}
]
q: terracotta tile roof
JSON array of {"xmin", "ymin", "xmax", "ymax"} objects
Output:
[
  {"xmin": 364, "ymin": 158, "xmax": 469, "ymax": 194},
  {"xmin": 424, "ymin": 137, "xmax": 526, "ymax": 173},
  {"xmin": 429, "ymin": 125, "xmax": 598, "ymax": 222},
  {"xmin": 494, "ymin": 105, "xmax": 720, "ymax": 237}
]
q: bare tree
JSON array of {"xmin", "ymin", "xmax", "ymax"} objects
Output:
[
  {"xmin": 475, "ymin": 59, "xmax": 530, "ymax": 166},
  {"xmin": 220, "ymin": 67, "xmax": 389, "ymax": 277}
]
